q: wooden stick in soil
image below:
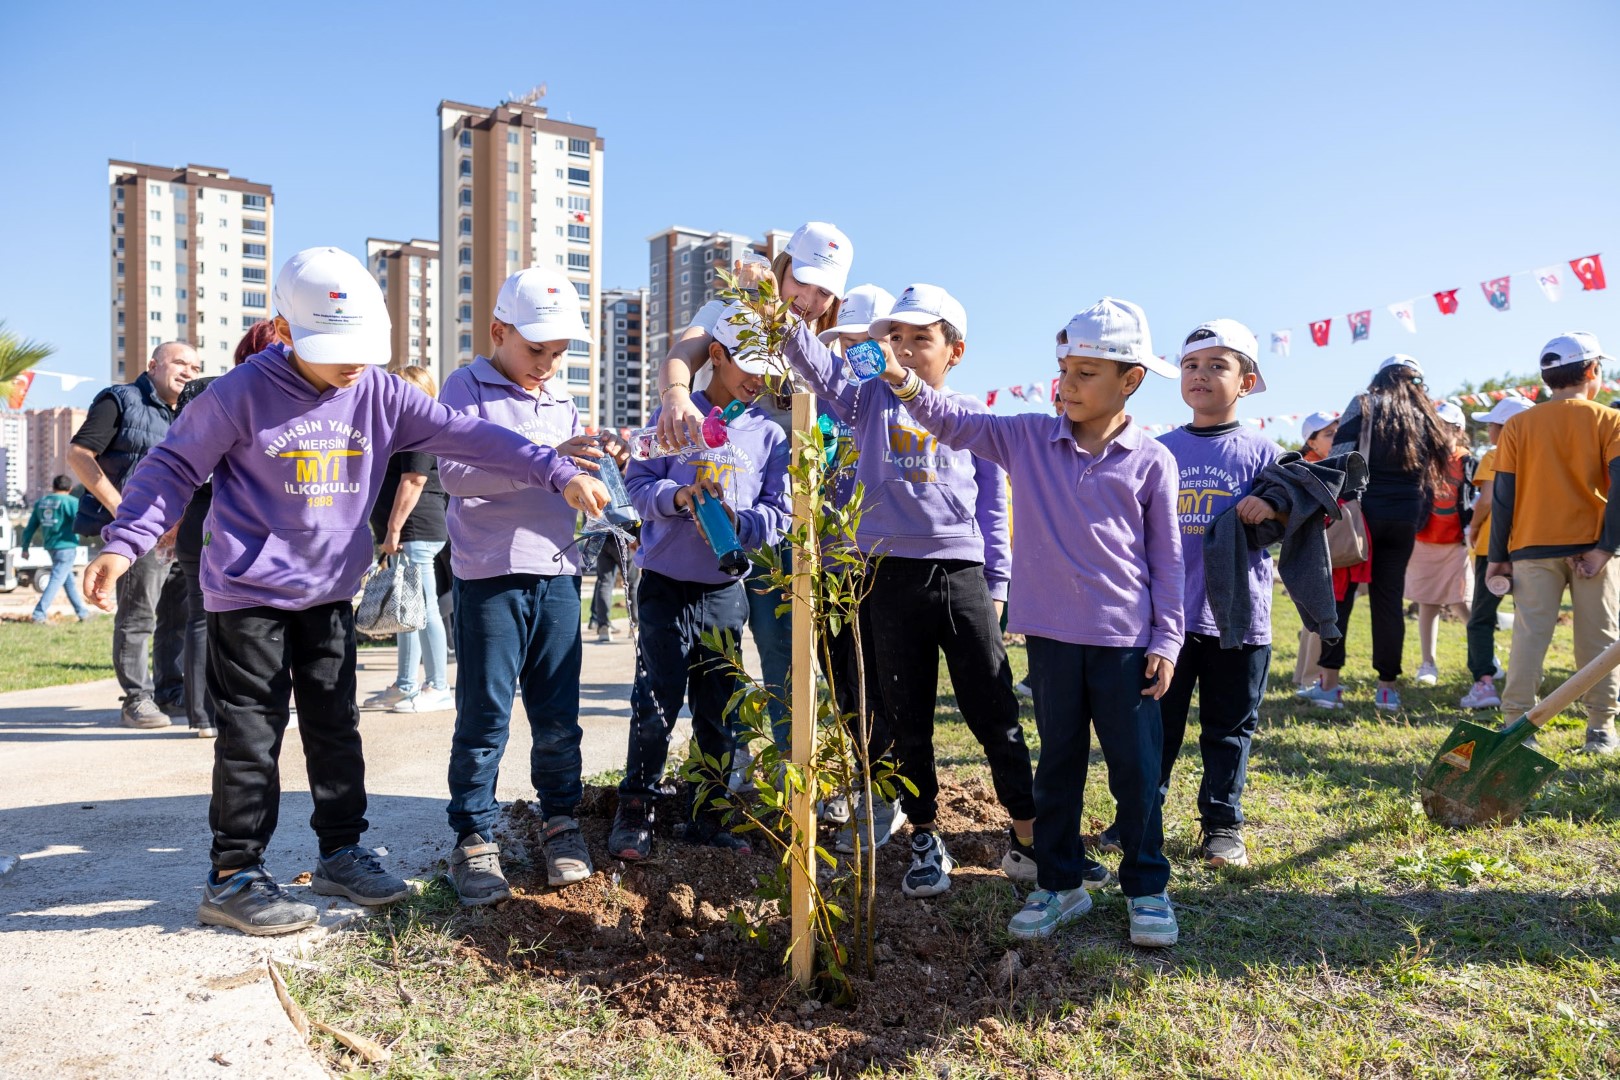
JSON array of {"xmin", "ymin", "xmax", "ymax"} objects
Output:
[{"xmin": 789, "ymin": 391, "xmax": 819, "ymax": 990}]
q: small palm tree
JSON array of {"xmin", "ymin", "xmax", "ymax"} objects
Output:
[{"xmin": 0, "ymin": 321, "xmax": 53, "ymax": 384}]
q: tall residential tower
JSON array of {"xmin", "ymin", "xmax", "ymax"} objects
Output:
[{"xmin": 366, "ymin": 238, "xmax": 440, "ymax": 372}]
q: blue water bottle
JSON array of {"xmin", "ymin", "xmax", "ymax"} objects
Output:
[
  {"xmin": 692, "ymin": 489, "xmax": 750, "ymax": 577},
  {"xmin": 845, "ymin": 339, "xmax": 886, "ymax": 382}
]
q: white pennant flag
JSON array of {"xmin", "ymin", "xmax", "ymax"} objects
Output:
[
  {"xmin": 1026, "ymin": 382, "xmax": 1045, "ymax": 402},
  {"xmin": 1534, "ymin": 265, "xmax": 1564, "ymax": 303},
  {"xmin": 1387, "ymin": 299, "xmax": 1418, "ymax": 334},
  {"xmin": 1270, "ymin": 330, "xmax": 1291, "ymax": 357}
]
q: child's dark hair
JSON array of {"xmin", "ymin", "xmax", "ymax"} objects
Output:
[
  {"xmin": 51, "ymin": 474, "xmax": 72, "ymax": 492},
  {"xmin": 1543, "ymin": 358, "xmax": 1598, "ymax": 391},
  {"xmin": 1183, "ymin": 327, "xmax": 1257, "ymax": 377}
]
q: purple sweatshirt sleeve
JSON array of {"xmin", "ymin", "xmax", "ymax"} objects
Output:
[
  {"xmin": 782, "ymin": 323, "xmax": 859, "ymax": 422},
  {"xmin": 1143, "ymin": 451, "xmax": 1186, "ymax": 663},
  {"xmin": 434, "ymin": 372, "xmax": 528, "ymax": 497},
  {"xmin": 100, "ymin": 390, "xmax": 243, "ymax": 562},
  {"xmin": 894, "ymin": 381, "xmax": 1021, "ymax": 471},
  {"xmin": 624, "ymin": 454, "xmax": 684, "ymax": 520},
  {"xmin": 394, "ymin": 382, "xmax": 581, "ymax": 495},
  {"xmin": 974, "ymin": 456, "xmax": 1011, "ymax": 601},
  {"xmin": 735, "ymin": 430, "xmax": 790, "ymax": 551}
]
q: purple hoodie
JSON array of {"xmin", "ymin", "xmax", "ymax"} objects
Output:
[
  {"xmin": 440, "ymin": 356, "xmax": 585, "ymax": 579},
  {"xmin": 899, "ymin": 383, "xmax": 1185, "ymax": 661},
  {"xmin": 783, "ymin": 324, "xmax": 1011, "ymax": 600},
  {"xmin": 100, "ymin": 344, "xmax": 581, "ymax": 612},
  {"xmin": 627, "ymin": 390, "xmax": 789, "ymax": 586}
]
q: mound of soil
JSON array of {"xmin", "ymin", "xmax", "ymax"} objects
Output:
[{"xmin": 459, "ymin": 777, "xmax": 1114, "ymax": 1078}]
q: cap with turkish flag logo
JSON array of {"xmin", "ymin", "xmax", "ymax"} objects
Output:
[
  {"xmin": 1056, "ymin": 298, "xmax": 1175, "ymax": 378},
  {"xmin": 784, "ymin": 221, "xmax": 853, "ymax": 297},
  {"xmin": 272, "ymin": 247, "xmax": 392, "ymax": 365},
  {"xmin": 1539, "ymin": 331, "xmax": 1612, "ymax": 370},
  {"xmin": 1180, "ymin": 318, "xmax": 1265, "ymax": 393},
  {"xmin": 494, "ymin": 267, "xmax": 591, "ymax": 343}
]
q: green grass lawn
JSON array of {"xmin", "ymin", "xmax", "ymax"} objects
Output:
[
  {"xmin": 0, "ymin": 614, "xmax": 116, "ymax": 691},
  {"xmin": 290, "ymin": 586, "xmax": 1620, "ymax": 1078}
]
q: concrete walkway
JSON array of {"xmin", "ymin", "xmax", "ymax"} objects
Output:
[{"xmin": 0, "ymin": 624, "xmax": 726, "ymax": 1078}]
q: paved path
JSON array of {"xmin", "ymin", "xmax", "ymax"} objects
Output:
[{"xmin": 0, "ymin": 621, "xmax": 730, "ymax": 1078}]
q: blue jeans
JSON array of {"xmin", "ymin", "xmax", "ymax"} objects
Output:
[
  {"xmin": 447, "ymin": 573, "xmax": 583, "ymax": 839},
  {"xmin": 32, "ymin": 547, "xmax": 87, "ymax": 620},
  {"xmin": 745, "ymin": 554, "xmax": 791, "ymax": 751},
  {"xmin": 396, "ymin": 540, "xmax": 448, "ymax": 694},
  {"xmin": 1026, "ymin": 636, "xmax": 1169, "ymax": 897}
]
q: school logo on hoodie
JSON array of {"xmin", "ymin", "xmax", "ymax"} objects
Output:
[
  {"xmin": 885, "ymin": 406, "xmax": 951, "ymax": 483},
  {"xmin": 265, "ymin": 419, "xmax": 372, "ymax": 505},
  {"xmin": 1176, "ymin": 463, "xmax": 1238, "ymax": 537}
]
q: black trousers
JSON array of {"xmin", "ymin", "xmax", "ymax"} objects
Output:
[
  {"xmin": 176, "ymin": 555, "xmax": 216, "ymax": 730},
  {"xmin": 1159, "ymin": 633, "xmax": 1272, "ymax": 828},
  {"xmin": 1465, "ymin": 554, "xmax": 1503, "ymax": 681},
  {"xmin": 206, "ymin": 601, "xmax": 367, "ymax": 872},
  {"xmin": 1319, "ymin": 514, "xmax": 1419, "ymax": 681},
  {"xmin": 819, "ymin": 604, "xmax": 892, "ymax": 771},
  {"xmin": 153, "ymin": 561, "xmax": 187, "ymax": 706},
  {"xmin": 862, "ymin": 557, "xmax": 1035, "ymax": 825}
]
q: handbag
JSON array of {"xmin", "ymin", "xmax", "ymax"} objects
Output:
[
  {"xmin": 1326, "ymin": 395, "xmax": 1372, "ymax": 569},
  {"xmin": 354, "ymin": 555, "xmax": 428, "ymax": 637}
]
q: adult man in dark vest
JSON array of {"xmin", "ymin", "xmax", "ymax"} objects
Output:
[{"xmin": 69, "ymin": 341, "xmax": 200, "ymax": 728}]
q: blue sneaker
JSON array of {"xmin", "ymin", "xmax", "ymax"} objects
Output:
[
  {"xmin": 198, "ymin": 865, "xmax": 318, "ymax": 936},
  {"xmin": 1375, "ymin": 687, "xmax": 1402, "ymax": 712},
  {"xmin": 1298, "ymin": 682, "xmax": 1343, "ymax": 710},
  {"xmin": 1007, "ymin": 887, "xmax": 1092, "ymax": 939},
  {"xmin": 901, "ymin": 831, "xmax": 955, "ymax": 898},
  {"xmin": 311, "ymin": 846, "xmax": 409, "ymax": 906},
  {"xmin": 1127, "ymin": 891, "xmax": 1179, "ymax": 947}
]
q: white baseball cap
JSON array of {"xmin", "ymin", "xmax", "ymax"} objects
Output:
[
  {"xmin": 1056, "ymin": 297, "xmax": 1175, "ymax": 378},
  {"xmin": 1471, "ymin": 395, "xmax": 1535, "ymax": 424},
  {"xmin": 1179, "ymin": 318, "xmax": 1266, "ymax": 393},
  {"xmin": 869, "ymin": 284, "xmax": 968, "ymax": 341},
  {"xmin": 494, "ymin": 267, "xmax": 591, "ymax": 344},
  {"xmin": 1540, "ymin": 330, "xmax": 1612, "ymax": 369},
  {"xmin": 819, "ymin": 284, "xmax": 895, "ymax": 344},
  {"xmin": 784, "ymin": 222, "xmax": 853, "ymax": 297},
  {"xmin": 272, "ymin": 247, "xmax": 391, "ymax": 366},
  {"xmin": 712, "ymin": 302, "xmax": 783, "ymax": 377},
  {"xmin": 1434, "ymin": 401, "xmax": 1465, "ymax": 428},
  {"xmin": 1301, "ymin": 410, "xmax": 1339, "ymax": 441},
  {"xmin": 1379, "ymin": 354, "xmax": 1424, "ymax": 377}
]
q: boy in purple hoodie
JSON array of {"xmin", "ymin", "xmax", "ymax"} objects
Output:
[
  {"xmin": 83, "ymin": 248, "xmax": 609, "ymax": 937},
  {"xmin": 877, "ymin": 297, "xmax": 1185, "ymax": 948},
  {"xmin": 608, "ymin": 304, "xmax": 790, "ymax": 860},
  {"xmin": 783, "ymin": 284, "xmax": 1035, "ymax": 900}
]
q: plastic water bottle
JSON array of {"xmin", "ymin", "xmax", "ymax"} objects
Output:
[
  {"xmin": 627, "ymin": 407, "xmax": 730, "ymax": 460},
  {"xmin": 591, "ymin": 448, "xmax": 641, "ymax": 538},
  {"xmin": 691, "ymin": 489, "xmax": 750, "ymax": 578},
  {"xmin": 845, "ymin": 339, "xmax": 886, "ymax": 382}
]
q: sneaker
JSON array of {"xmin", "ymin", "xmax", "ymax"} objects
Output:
[
  {"xmin": 1493, "ymin": 656, "xmax": 1507, "ymax": 681},
  {"xmin": 120, "ymin": 697, "xmax": 169, "ymax": 729},
  {"xmin": 834, "ymin": 795, "xmax": 907, "ymax": 855},
  {"xmin": 1094, "ymin": 823, "xmax": 1123, "ymax": 855},
  {"xmin": 198, "ymin": 865, "xmax": 318, "ymax": 936},
  {"xmin": 1000, "ymin": 828, "xmax": 1038, "ymax": 884},
  {"xmin": 391, "ymin": 687, "xmax": 455, "ymax": 714},
  {"xmin": 1579, "ymin": 726, "xmax": 1620, "ymax": 755},
  {"xmin": 608, "ymin": 796, "xmax": 655, "ymax": 861},
  {"xmin": 726, "ymin": 743, "xmax": 756, "ymax": 795},
  {"xmin": 1298, "ymin": 683, "xmax": 1344, "ymax": 710},
  {"xmin": 1375, "ymin": 687, "xmax": 1402, "ymax": 712},
  {"xmin": 1007, "ymin": 887, "xmax": 1092, "ymax": 939},
  {"xmin": 1415, "ymin": 663, "xmax": 1439, "ymax": 687},
  {"xmin": 310, "ymin": 846, "xmax": 410, "ymax": 906},
  {"xmin": 191, "ymin": 722, "xmax": 218, "ymax": 739},
  {"xmin": 286, "ymin": 708, "xmax": 298, "ymax": 730},
  {"xmin": 363, "ymin": 684, "xmax": 409, "ymax": 709},
  {"xmin": 1459, "ymin": 678, "xmax": 1501, "ymax": 710},
  {"xmin": 158, "ymin": 698, "xmax": 188, "ymax": 719},
  {"xmin": 1199, "ymin": 825, "xmax": 1249, "ymax": 868},
  {"xmin": 1080, "ymin": 861, "xmax": 1114, "ymax": 890},
  {"xmin": 818, "ymin": 794, "xmax": 851, "ymax": 826},
  {"xmin": 596, "ymin": 624, "xmax": 613, "ymax": 643},
  {"xmin": 449, "ymin": 834, "xmax": 512, "ymax": 905},
  {"xmin": 901, "ymin": 831, "xmax": 955, "ymax": 898},
  {"xmin": 1127, "ymin": 891, "xmax": 1179, "ymax": 947},
  {"xmin": 685, "ymin": 810, "xmax": 753, "ymax": 854},
  {"xmin": 541, "ymin": 816, "xmax": 594, "ymax": 886}
]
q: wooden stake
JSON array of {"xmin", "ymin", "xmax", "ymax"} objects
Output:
[{"xmin": 789, "ymin": 391, "xmax": 818, "ymax": 989}]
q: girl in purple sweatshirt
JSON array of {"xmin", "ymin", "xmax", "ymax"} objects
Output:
[
  {"xmin": 877, "ymin": 297, "xmax": 1185, "ymax": 949},
  {"xmin": 83, "ymin": 248, "xmax": 607, "ymax": 938}
]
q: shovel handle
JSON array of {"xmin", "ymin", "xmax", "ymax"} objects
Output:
[{"xmin": 1523, "ymin": 635, "xmax": 1620, "ymax": 730}]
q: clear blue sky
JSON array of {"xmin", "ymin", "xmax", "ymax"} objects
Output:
[{"xmin": 3, "ymin": 1, "xmax": 1617, "ymax": 434}]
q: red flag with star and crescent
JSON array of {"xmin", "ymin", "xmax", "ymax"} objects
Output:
[
  {"xmin": 1310, "ymin": 319, "xmax": 1331, "ymax": 347},
  {"xmin": 985, "ymin": 389, "xmax": 998, "ymax": 407},
  {"xmin": 1434, "ymin": 289, "xmax": 1460, "ymax": 315},
  {"xmin": 1009, "ymin": 385, "xmax": 1027, "ymax": 401},
  {"xmin": 1571, "ymin": 254, "xmax": 1608, "ymax": 291}
]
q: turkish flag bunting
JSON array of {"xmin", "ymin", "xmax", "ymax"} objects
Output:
[
  {"xmin": 985, "ymin": 389, "xmax": 998, "ymax": 407},
  {"xmin": 1482, "ymin": 276, "xmax": 1512, "ymax": 311},
  {"xmin": 1525, "ymin": 387, "xmax": 1541, "ymax": 401},
  {"xmin": 1434, "ymin": 289, "xmax": 1460, "ymax": 314},
  {"xmin": 1571, "ymin": 254, "xmax": 1608, "ymax": 291},
  {"xmin": 1310, "ymin": 319, "xmax": 1331, "ymax": 347},
  {"xmin": 1348, "ymin": 310, "xmax": 1371, "ymax": 343},
  {"xmin": 1050, "ymin": 377, "xmax": 1060, "ymax": 402},
  {"xmin": 1009, "ymin": 385, "xmax": 1027, "ymax": 400},
  {"xmin": 6, "ymin": 371, "xmax": 33, "ymax": 410}
]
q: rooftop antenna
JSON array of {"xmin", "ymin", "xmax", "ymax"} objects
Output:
[{"xmin": 512, "ymin": 83, "xmax": 548, "ymax": 107}]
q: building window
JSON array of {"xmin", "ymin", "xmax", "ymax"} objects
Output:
[
  {"xmin": 150, "ymin": 311, "xmax": 162, "ymax": 321},
  {"xmin": 567, "ymin": 252, "xmax": 590, "ymax": 271},
  {"xmin": 409, "ymin": 296, "xmax": 421, "ymax": 310},
  {"xmin": 116, "ymin": 312, "xmax": 124, "ymax": 326},
  {"xmin": 704, "ymin": 269, "xmax": 714, "ymax": 282},
  {"xmin": 219, "ymin": 243, "xmax": 228, "ymax": 253},
  {"xmin": 507, "ymin": 161, "xmax": 519, "ymax": 174},
  {"xmin": 567, "ymin": 167, "xmax": 590, "ymax": 185},
  {"xmin": 459, "ymin": 159, "xmax": 471, "ymax": 177},
  {"xmin": 567, "ymin": 364, "xmax": 590, "ymax": 382},
  {"xmin": 459, "ymin": 188, "xmax": 472, "ymax": 206},
  {"xmin": 115, "ymin": 237, "xmax": 124, "ymax": 251},
  {"xmin": 242, "ymin": 267, "xmax": 266, "ymax": 282},
  {"xmin": 459, "ymin": 274, "xmax": 472, "ymax": 293},
  {"xmin": 568, "ymin": 223, "xmax": 590, "ymax": 242},
  {"xmin": 459, "ymin": 129, "xmax": 472, "ymax": 148},
  {"xmin": 568, "ymin": 340, "xmax": 589, "ymax": 355},
  {"xmin": 568, "ymin": 138, "xmax": 590, "ymax": 156},
  {"xmin": 149, "ymin": 209, "xmax": 162, "ymax": 222},
  {"xmin": 614, "ymin": 303, "xmax": 628, "ymax": 315},
  {"xmin": 410, "ymin": 275, "xmax": 422, "ymax": 290},
  {"xmin": 242, "ymin": 291, "xmax": 267, "ymax": 309},
  {"xmin": 176, "ymin": 314, "xmax": 188, "ymax": 326},
  {"xmin": 116, "ymin": 335, "xmax": 125, "ymax": 349},
  {"xmin": 150, "ymin": 260, "xmax": 162, "ymax": 272},
  {"xmin": 175, "ymin": 238, "xmax": 187, "ymax": 250},
  {"xmin": 680, "ymin": 291, "xmax": 690, "ymax": 304},
  {"xmin": 150, "ymin": 235, "xmax": 163, "ymax": 247},
  {"xmin": 242, "ymin": 243, "xmax": 266, "ymax": 259},
  {"xmin": 242, "ymin": 193, "xmax": 266, "ymax": 209},
  {"xmin": 243, "ymin": 219, "xmax": 266, "ymax": 234},
  {"xmin": 116, "ymin": 187, "xmax": 125, "ymax": 202},
  {"xmin": 458, "ymin": 303, "xmax": 472, "ymax": 321},
  {"xmin": 175, "ymin": 212, "xmax": 186, "ymax": 225},
  {"xmin": 219, "ymin": 193, "xmax": 228, "ymax": 203},
  {"xmin": 116, "ymin": 261, "xmax": 124, "ymax": 276},
  {"xmin": 568, "ymin": 195, "xmax": 590, "ymax": 212},
  {"xmin": 616, "ymin": 334, "xmax": 627, "ymax": 346},
  {"xmin": 680, "ymin": 272, "xmax": 690, "ymax": 285},
  {"xmin": 704, "ymin": 249, "xmax": 714, "ymax": 263},
  {"xmin": 459, "ymin": 218, "xmax": 472, "ymax": 235},
  {"xmin": 572, "ymin": 281, "xmax": 590, "ymax": 298},
  {"xmin": 459, "ymin": 247, "xmax": 471, "ymax": 265},
  {"xmin": 148, "ymin": 183, "xmax": 162, "ymax": 196},
  {"xmin": 459, "ymin": 333, "xmax": 472, "ymax": 351},
  {"xmin": 410, "ymin": 316, "xmax": 421, "ymax": 329},
  {"xmin": 680, "ymin": 251, "xmax": 690, "ymax": 265},
  {"xmin": 150, "ymin": 285, "xmax": 162, "ymax": 297},
  {"xmin": 507, "ymin": 130, "xmax": 519, "ymax": 145}
]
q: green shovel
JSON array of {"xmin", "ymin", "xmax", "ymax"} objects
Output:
[{"xmin": 1420, "ymin": 636, "xmax": 1620, "ymax": 827}]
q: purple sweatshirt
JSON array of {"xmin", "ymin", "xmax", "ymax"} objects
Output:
[
  {"xmin": 1158, "ymin": 424, "xmax": 1284, "ymax": 646},
  {"xmin": 783, "ymin": 324, "xmax": 1011, "ymax": 600},
  {"xmin": 900, "ymin": 383, "xmax": 1184, "ymax": 661},
  {"xmin": 627, "ymin": 390, "xmax": 789, "ymax": 586},
  {"xmin": 440, "ymin": 357, "xmax": 585, "ymax": 579},
  {"xmin": 100, "ymin": 344, "xmax": 581, "ymax": 612}
]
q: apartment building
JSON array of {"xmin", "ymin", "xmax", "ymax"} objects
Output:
[
  {"xmin": 437, "ymin": 99, "xmax": 604, "ymax": 415},
  {"xmin": 366, "ymin": 238, "xmax": 440, "ymax": 372},
  {"xmin": 0, "ymin": 413, "xmax": 27, "ymax": 508},
  {"xmin": 644, "ymin": 226, "xmax": 790, "ymax": 362},
  {"xmin": 598, "ymin": 288, "xmax": 648, "ymax": 430},
  {"xmin": 24, "ymin": 407, "xmax": 87, "ymax": 503},
  {"xmin": 108, "ymin": 161, "xmax": 273, "ymax": 383}
]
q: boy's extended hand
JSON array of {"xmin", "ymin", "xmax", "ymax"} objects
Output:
[
  {"xmin": 595, "ymin": 431, "xmax": 631, "ymax": 469},
  {"xmin": 556, "ymin": 435, "xmax": 607, "ymax": 472},
  {"xmin": 563, "ymin": 474, "xmax": 610, "ymax": 517},
  {"xmin": 83, "ymin": 552, "xmax": 132, "ymax": 611},
  {"xmin": 1235, "ymin": 495, "xmax": 1278, "ymax": 525},
  {"xmin": 875, "ymin": 340, "xmax": 907, "ymax": 386},
  {"xmin": 675, "ymin": 480, "xmax": 736, "ymax": 545},
  {"xmin": 1142, "ymin": 654, "xmax": 1174, "ymax": 699}
]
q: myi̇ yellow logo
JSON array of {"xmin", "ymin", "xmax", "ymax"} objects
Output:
[
  {"xmin": 695, "ymin": 459, "xmax": 738, "ymax": 490},
  {"xmin": 279, "ymin": 448, "xmax": 364, "ymax": 484},
  {"xmin": 888, "ymin": 423, "xmax": 937, "ymax": 456},
  {"xmin": 1178, "ymin": 487, "xmax": 1233, "ymax": 516}
]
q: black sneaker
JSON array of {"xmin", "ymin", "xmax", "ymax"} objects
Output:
[
  {"xmin": 1199, "ymin": 825, "xmax": 1249, "ymax": 868},
  {"xmin": 1080, "ymin": 861, "xmax": 1114, "ymax": 890},
  {"xmin": 999, "ymin": 827, "xmax": 1037, "ymax": 884},
  {"xmin": 1095, "ymin": 823, "xmax": 1123, "ymax": 855},
  {"xmin": 197, "ymin": 865, "xmax": 318, "ymax": 936},
  {"xmin": 901, "ymin": 831, "xmax": 955, "ymax": 898},
  {"xmin": 311, "ymin": 846, "xmax": 410, "ymax": 906},
  {"xmin": 685, "ymin": 810, "xmax": 753, "ymax": 854},
  {"xmin": 608, "ymin": 795, "xmax": 655, "ymax": 861},
  {"xmin": 449, "ymin": 833, "xmax": 513, "ymax": 906}
]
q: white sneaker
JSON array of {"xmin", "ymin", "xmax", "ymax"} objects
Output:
[
  {"xmin": 1459, "ymin": 678, "xmax": 1501, "ymax": 709},
  {"xmin": 1416, "ymin": 662, "xmax": 1439, "ymax": 687},
  {"xmin": 596, "ymin": 624, "xmax": 613, "ymax": 643},
  {"xmin": 392, "ymin": 688, "xmax": 455, "ymax": 713},
  {"xmin": 363, "ymin": 684, "xmax": 410, "ymax": 709},
  {"xmin": 901, "ymin": 831, "xmax": 954, "ymax": 898}
]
